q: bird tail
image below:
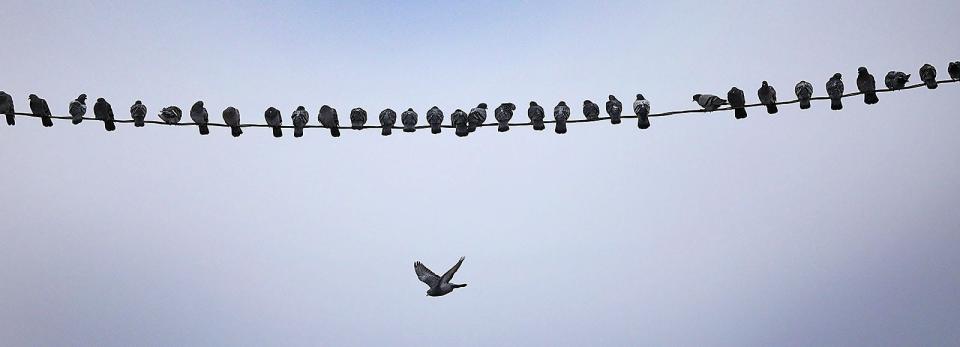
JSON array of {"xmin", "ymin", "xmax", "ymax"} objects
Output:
[
  {"xmin": 72, "ymin": 117, "xmax": 82, "ymax": 125},
  {"xmin": 452, "ymin": 284, "xmax": 467, "ymax": 289},
  {"xmin": 295, "ymin": 126, "xmax": 304, "ymax": 138},
  {"xmin": 638, "ymin": 115, "xmax": 651, "ymax": 130},
  {"xmin": 352, "ymin": 123, "xmax": 363, "ymax": 130},
  {"xmin": 610, "ymin": 115, "xmax": 621, "ymax": 124},
  {"xmin": 42, "ymin": 116, "xmax": 53, "ymax": 127},
  {"xmin": 467, "ymin": 124, "xmax": 477, "ymax": 133},
  {"xmin": 198, "ymin": 124, "xmax": 210, "ymax": 135},
  {"xmin": 831, "ymin": 98, "xmax": 843, "ymax": 111},
  {"xmin": 272, "ymin": 126, "xmax": 282, "ymax": 138},
  {"xmin": 925, "ymin": 80, "xmax": 938, "ymax": 89},
  {"xmin": 799, "ymin": 99, "xmax": 811, "ymax": 110},
  {"xmin": 5, "ymin": 114, "xmax": 14, "ymax": 126},
  {"xmin": 231, "ymin": 126, "xmax": 242, "ymax": 137},
  {"xmin": 766, "ymin": 104, "xmax": 778, "ymax": 114},
  {"xmin": 533, "ymin": 119, "xmax": 545, "ymax": 131},
  {"xmin": 330, "ymin": 127, "xmax": 340, "ymax": 137},
  {"xmin": 134, "ymin": 117, "xmax": 145, "ymax": 127},
  {"xmin": 381, "ymin": 127, "xmax": 391, "ymax": 136},
  {"xmin": 555, "ymin": 120, "xmax": 567, "ymax": 134},
  {"xmin": 734, "ymin": 108, "xmax": 747, "ymax": 119},
  {"xmin": 431, "ymin": 124, "xmax": 441, "ymax": 134},
  {"xmin": 455, "ymin": 125, "xmax": 468, "ymax": 137},
  {"xmin": 498, "ymin": 122, "xmax": 509, "ymax": 132},
  {"xmin": 104, "ymin": 120, "xmax": 115, "ymax": 131},
  {"xmin": 864, "ymin": 92, "xmax": 879, "ymax": 105},
  {"xmin": 403, "ymin": 126, "xmax": 415, "ymax": 133}
]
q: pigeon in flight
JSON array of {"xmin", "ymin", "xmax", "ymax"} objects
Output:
[
  {"xmin": 401, "ymin": 108, "xmax": 418, "ymax": 133},
  {"xmin": 758, "ymin": 81, "xmax": 778, "ymax": 114},
  {"xmin": 794, "ymin": 81, "xmax": 813, "ymax": 110},
  {"xmin": 727, "ymin": 87, "xmax": 747, "ymax": 119},
  {"xmin": 350, "ymin": 107, "xmax": 367, "ymax": 130},
  {"xmin": 528, "ymin": 101, "xmax": 545, "ymax": 131},
  {"xmin": 583, "ymin": 100, "xmax": 600, "ymax": 121},
  {"xmin": 28, "ymin": 94, "xmax": 53, "ymax": 127},
  {"xmin": 919, "ymin": 64, "xmax": 938, "ymax": 89},
  {"xmin": 93, "ymin": 98, "xmax": 116, "ymax": 131},
  {"xmin": 495, "ymin": 103, "xmax": 516, "ymax": 132},
  {"xmin": 426, "ymin": 106, "xmax": 444, "ymax": 134},
  {"xmin": 857, "ymin": 67, "xmax": 879, "ymax": 105},
  {"xmin": 468, "ymin": 103, "xmax": 488, "ymax": 133},
  {"xmin": 554, "ymin": 101, "xmax": 570, "ymax": 134},
  {"xmin": 692, "ymin": 94, "xmax": 727, "ymax": 111},
  {"xmin": 0, "ymin": 91, "xmax": 14, "ymax": 126},
  {"xmin": 885, "ymin": 71, "xmax": 911, "ymax": 90},
  {"xmin": 130, "ymin": 101, "xmax": 147, "ymax": 127},
  {"xmin": 69, "ymin": 94, "xmax": 87, "ymax": 125},
  {"xmin": 265, "ymin": 107, "xmax": 283, "ymax": 138},
  {"xmin": 319, "ymin": 105, "xmax": 340, "ymax": 137},
  {"xmin": 379, "ymin": 108, "xmax": 397, "ymax": 136},
  {"xmin": 634, "ymin": 94, "xmax": 651, "ymax": 129},
  {"xmin": 605, "ymin": 95, "xmax": 623, "ymax": 124},
  {"xmin": 451, "ymin": 109, "xmax": 469, "ymax": 137},
  {"xmin": 949, "ymin": 61, "xmax": 960, "ymax": 80},
  {"xmin": 292, "ymin": 106, "xmax": 309, "ymax": 138},
  {"xmin": 222, "ymin": 106, "xmax": 242, "ymax": 137},
  {"xmin": 826, "ymin": 73, "xmax": 844, "ymax": 111},
  {"xmin": 414, "ymin": 257, "xmax": 468, "ymax": 297},
  {"xmin": 159, "ymin": 105, "xmax": 182, "ymax": 125},
  {"xmin": 190, "ymin": 101, "xmax": 209, "ymax": 135}
]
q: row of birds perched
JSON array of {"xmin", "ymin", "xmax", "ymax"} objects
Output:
[{"xmin": 2, "ymin": 62, "xmax": 958, "ymax": 138}]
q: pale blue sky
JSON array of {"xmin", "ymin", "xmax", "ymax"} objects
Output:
[{"xmin": 1, "ymin": 0, "xmax": 959, "ymax": 346}]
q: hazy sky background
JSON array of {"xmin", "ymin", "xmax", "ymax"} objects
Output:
[{"xmin": 2, "ymin": 0, "xmax": 959, "ymax": 345}]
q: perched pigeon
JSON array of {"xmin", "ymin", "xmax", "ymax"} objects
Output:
[
  {"xmin": 451, "ymin": 109, "xmax": 469, "ymax": 137},
  {"xmin": 28, "ymin": 94, "xmax": 53, "ymax": 127},
  {"xmin": 189, "ymin": 101, "xmax": 209, "ymax": 134},
  {"xmin": 158, "ymin": 105, "xmax": 182, "ymax": 124},
  {"xmin": 885, "ymin": 71, "xmax": 911, "ymax": 90},
  {"xmin": 414, "ymin": 257, "xmax": 467, "ymax": 297},
  {"xmin": 826, "ymin": 73, "xmax": 844, "ymax": 111},
  {"xmin": 93, "ymin": 98, "xmax": 116, "ymax": 131},
  {"xmin": 0, "ymin": 91, "xmax": 14, "ymax": 126},
  {"xmin": 727, "ymin": 87, "xmax": 747, "ymax": 119},
  {"xmin": 857, "ymin": 67, "xmax": 879, "ymax": 105},
  {"xmin": 758, "ymin": 81, "xmax": 778, "ymax": 114},
  {"xmin": 633, "ymin": 94, "xmax": 651, "ymax": 129},
  {"xmin": 379, "ymin": 108, "xmax": 397, "ymax": 136},
  {"xmin": 401, "ymin": 108, "xmax": 418, "ymax": 133},
  {"xmin": 318, "ymin": 105, "xmax": 340, "ymax": 137},
  {"xmin": 265, "ymin": 107, "xmax": 282, "ymax": 138},
  {"xmin": 69, "ymin": 94, "xmax": 87, "ymax": 125},
  {"xmin": 130, "ymin": 101, "xmax": 147, "ymax": 127},
  {"xmin": 693, "ymin": 94, "xmax": 727, "ymax": 111},
  {"xmin": 554, "ymin": 101, "xmax": 570, "ymax": 134},
  {"xmin": 222, "ymin": 107, "xmax": 242, "ymax": 137},
  {"xmin": 795, "ymin": 81, "xmax": 814, "ymax": 110},
  {"xmin": 605, "ymin": 95, "xmax": 623, "ymax": 124},
  {"xmin": 495, "ymin": 103, "xmax": 516, "ymax": 132},
  {"xmin": 919, "ymin": 64, "xmax": 937, "ymax": 89},
  {"xmin": 949, "ymin": 61, "xmax": 960, "ymax": 80},
  {"xmin": 350, "ymin": 107, "xmax": 367, "ymax": 130},
  {"xmin": 426, "ymin": 106, "xmax": 444, "ymax": 134},
  {"xmin": 528, "ymin": 101, "xmax": 545, "ymax": 131},
  {"xmin": 583, "ymin": 100, "xmax": 600, "ymax": 121},
  {"xmin": 292, "ymin": 106, "xmax": 309, "ymax": 138},
  {"xmin": 468, "ymin": 103, "xmax": 487, "ymax": 132}
]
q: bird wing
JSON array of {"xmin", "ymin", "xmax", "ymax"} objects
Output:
[
  {"xmin": 439, "ymin": 257, "xmax": 465, "ymax": 284},
  {"xmin": 414, "ymin": 261, "xmax": 440, "ymax": 288}
]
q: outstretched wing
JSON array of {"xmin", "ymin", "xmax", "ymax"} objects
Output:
[
  {"xmin": 440, "ymin": 257, "xmax": 465, "ymax": 284},
  {"xmin": 414, "ymin": 261, "xmax": 440, "ymax": 288}
]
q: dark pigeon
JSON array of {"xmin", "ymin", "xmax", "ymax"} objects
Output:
[
  {"xmin": 222, "ymin": 106, "xmax": 242, "ymax": 137},
  {"xmin": 795, "ymin": 81, "xmax": 814, "ymax": 110},
  {"xmin": 758, "ymin": 81, "xmax": 778, "ymax": 114},
  {"xmin": 401, "ymin": 108, "xmax": 418, "ymax": 133},
  {"xmin": 28, "ymin": 94, "xmax": 53, "ymax": 127},
  {"xmin": 414, "ymin": 257, "xmax": 467, "ymax": 297},
  {"xmin": 451, "ymin": 109, "xmax": 469, "ymax": 137},
  {"xmin": 727, "ymin": 87, "xmax": 747, "ymax": 119},
  {"xmin": 350, "ymin": 107, "xmax": 367, "ymax": 130},
  {"xmin": 318, "ymin": 105, "xmax": 340, "ymax": 137},
  {"xmin": 857, "ymin": 67, "xmax": 879, "ymax": 105},
  {"xmin": 633, "ymin": 94, "xmax": 651, "ymax": 129},
  {"xmin": 583, "ymin": 100, "xmax": 600, "ymax": 121},
  {"xmin": 605, "ymin": 95, "xmax": 623, "ymax": 124},
  {"xmin": 919, "ymin": 64, "xmax": 937, "ymax": 89},
  {"xmin": 495, "ymin": 103, "xmax": 515, "ymax": 132},
  {"xmin": 130, "ymin": 101, "xmax": 147, "ymax": 127},
  {"xmin": 265, "ymin": 107, "xmax": 282, "ymax": 138},
  {"xmin": 949, "ymin": 61, "xmax": 960, "ymax": 80},
  {"xmin": 468, "ymin": 103, "xmax": 487, "ymax": 133},
  {"xmin": 159, "ymin": 105, "xmax": 182, "ymax": 124},
  {"xmin": 885, "ymin": 71, "xmax": 911, "ymax": 90},
  {"xmin": 554, "ymin": 101, "xmax": 570, "ymax": 134},
  {"xmin": 826, "ymin": 73, "xmax": 844, "ymax": 111},
  {"xmin": 292, "ymin": 106, "xmax": 309, "ymax": 138},
  {"xmin": 0, "ymin": 91, "xmax": 14, "ymax": 126},
  {"xmin": 426, "ymin": 106, "xmax": 444, "ymax": 134},
  {"xmin": 189, "ymin": 101, "xmax": 209, "ymax": 135},
  {"xmin": 69, "ymin": 94, "xmax": 87, "ymax": 125},
  {"xmin": 528, "ymin": 102, "xmax": 545, "ymax": 131},
  {"xmin": 93, "ymin": 98, "xmax": 116, "ymax": 131},
  {"xmin": 692, "ymin": 94, "xmax": 727, "ymax": 111},
  {"xmin": 379, "ymin": 108, "xmax": 397, "ymax": 136}
]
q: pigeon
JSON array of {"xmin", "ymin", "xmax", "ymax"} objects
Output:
[
  {"xmin": 189, "ymin": 101, "xmax": 209, "ymax": 134},
  {"xmin": 379, "ymin": 109, "xmax": 397, "ymax": 136},
  {"xmin": 468, "ymin": 103, "xmax": 487, "ymax": 133},
  {"xmin": 692, "ymin": 94, "xmax": 727, "ymax": 111},
  {"xmin": 451, "ymin": 109, "xmax": 469, "ymax": 137},
  {"xmin": 583, "ymin": 100, "xmax": 600, "ymax": 120},
  {"xmin": 414, "ymin": 257, "xmax": 467, "ymax": 297},
  {"xmin": 554, "ymin": 101, "xmax": 570, "ymax": 134},
  {"xmin": 758, "ymin": 81, "xmax": 778, "ymax": 114},
  {"xmin": 634, "ymin": 94, "xmax": 651, "ymax": 129},
  {"xmin": 318, "ymin": 105, "xmax": 340, "ymax": 137},
  {"xmin": 350, "ymin": 107, "xmax": 367, "ymax": 130},
  {"xmin": 919, "ymin": 64, "xmax": 937, "ymax": 89},
  {"xmin": 265, "ymin": 107, "xmax": 282, "ymax": 138},
  {"xmin": 426, "ymin": 106, "xmax": 444, "ymax": 134},
  {"xmin": 69, "ymin": 94, "xmax": 87, "ymax": 125},
  {"xmin": 0, "ymin": 91, "xmax": 14, "ymax": 126},
  {"xmin": 857, "ymin": 67, "xmax": 879, "ymax": 105},
  {"xmin": 401, "ymin": 108, "xmax": 418, "ymax": 133},
  {"xmin": 727, "ymin": 87, "xmax": 747, "ymax": 119},
  {"xmin": 158, "ymin": 105, "xmax": 182, "ymax": 124},
  {"xmin": 885, "ymin": 71, "xmax": 911, "ymax": 90},
  {"xmin": 222, "ymin": 106, "xmax": 242, "ymax": 137},
  {"xmin": 794, "ymin": 81, "xmax": 814, "ymax": 110},
  {"xmin": 826, "ymin": 73, "xmax": 844, "ymax": 111},
  {"xmin": 494, "ymin": 103, "xmax": 516, "ymax": 132},
  {"xmin": 130, "ymin": 101, "xmax": 147, "ymax": 127},
  {"xmin": 949, "ymin": 61, "xmax": 960, "ymax": 80},
  {"xmin": 605, "ymin": 95, "xmax": 623, "ymax": 124},
  {"xmin": 93, "ymin": 98, "xmax": 116, "ymax": 131},
  {"xmin": 292, "ymin": 106, "xmax": 309, "ymax": 138},
  {"xmin": 28, "ymin": 94, "xmax": 53, "ymax": 127},
  {"xmin": 528, "ymin": 101, "xmax": 545, "ymax": 131}
]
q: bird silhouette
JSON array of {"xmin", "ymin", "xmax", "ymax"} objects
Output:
[
  {"xmin": 794, "ymin": 81, "xmax": 813, "ymax": 110},
  {"xmin": 825, "ymin": 73, "xmax": 844, "ymax": 111},
  {"xmin": 554, "ymin": 101, "xmax": 570, "ymax": 134},
  {"xmin": 605, "ymin": 95, "xmax": 623, "ymax": 124},
  {"xmin": 885, "ymin": 71, "xmax": 911, "ymax": 90},
  {"xmin": 401, "ymin": 108, "xmax": 418, "ymax": 133},
  {"xmin": 190, "ymin": 101, "xmax": 209, "ymax": 135},
  {"xmin": 426, "ymin": 106, "xmax": 444, "ymax": 134},
  {"xmin": 692, "ymin": 94, "xmax": 727, "ymax": 111},
  {"xmin": 949, "ymin": 61, "xmax": 960, "ymax": 80},
  {"xmin": 69, "ymin": 94, "xmax": 87, "ymax": 125},
  {"xmin": 857, "ymin": 67, "xmax": 879, "ymax": 105},
  {"xmin": 495, "ymin": 103, "xmax": 516, "ymax": 132},
  {"xmin": 264, "ymin": 107, "xmax": 283, "ymax": 137},
  {"xmin": 414, "ymin": 257, "xmax": 467, "ymax": 297},
  {"xmin": 727, "ymin": 87, "xmax": 747, "ymax": 119},
  {"xmin": 28, "ymin": 94, "xmax": 53, "ymax": 127},
  {"xmin": 451, "ymin": 109, "xmax": 469, "ymax": 137},
  {"xmin": 158, "ymin": 105, "xmax": 182, "ymax": 125},
  {"xmin": 222, "ymin": 106, "xmax": 242, "ymax": 137},
  {"xmin": 130, "ymin": 101, "xmax": 147, "ymax": 127},
  {"xmin": 583, "ymin": 100, "xmax": 600, "ymax": 121},
  {"xmin": 919, "ymin": 64, "xmax": 938, "ymax": 89},
  {"xmin": 0, "ymin": 91, "xmax": 14, "ymax": 126},
  {"xmin": 93, "ymin": 98, "xmax": 116, "ymax": 131},
  {"xmin": 633, "ymin": 94, "xmax": 651, "ymax": 129},
  {"xmin": 758, "ymin": 81, "xmax": 778, "ymax": 114},
  {"xmin": 528, "ymin": 101, "xmax": 545, "ymax": 131},
  {"xmin": 468, "ymin": 103, "xmax": 487, "ymax": 133},
  {"xmin": 350, "ymin": 107, "xmax": 367, "ymax": 130},
  {"xmin": 292, "ymin": 106, "xmax": 309, "ymax": 138},
  {"xmin": 319, "ymin": 105, "xmax": 340, "ymax": 137},
  {"xmin": 379, "ymin": 109, "xmax": 397, "ymax": 136}
]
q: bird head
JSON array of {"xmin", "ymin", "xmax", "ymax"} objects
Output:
[
  {"xmin": 194, "ymin": 100, "xmax": 204, "ymax": 107},
  {"xmin": 558, "ymin": 101, "xmax": 567, "ymax": 106},
  {"xmin": 636, "ymin": 94, "xmax": 645, "ymax": 100},
  {"xmin": 858, "ymin": 67, "xmax": 868, "ymax": 74},
  {"xmin": 28, "ymin": 94, "xmax": 38, "ymax": 100},
  {"xmin": 97, "ymin": 98, "xmax": 106, "ymax": 103},
  {"xmin": 583, "ymin": 100, "xmax": 591, "ymax": 105},
  {"xmin": 692, "ymin": 94, "xmax": 701, "ymax": 101},
  {"xmin": 833, "ymin": 73, "xmax": 842, "ymax": 79},
  {"xmin": 296, "ymin": 106, "xmax": 306, "ymax": 111},
  {"xmin": 77, "ymin": 94, "xmax": 87, "ymax": 102},
  {"xmin": 608, "ymin": 95, "xmax": 616, "ymax": 101},
  {"xmin": 135, "ymin": 100, "xmax": 142, "ymax": 104},
  {"xmin": 762, "ymin": 81, "xmax": 769, "ymax": 86},
  {"xmin": 529, "ymin": 101, "xmax": 538, "ymax": 107},
  {"xmin": 478, "ymin": 103, "xmax": 487, "ymax": 109}
]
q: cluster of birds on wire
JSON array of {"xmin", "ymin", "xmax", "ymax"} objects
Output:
[{"xmin": 1, "ymin": 61, "xmax": 958, "ymax": 138}]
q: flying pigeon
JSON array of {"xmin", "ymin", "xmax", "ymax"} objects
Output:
[
  {"xmin": 130, "ymin": 101, "xmax": 147, "ymax": 127},
  {"xmin": 379, "ymin": 108, "xmax": 397, "ymax": 136},
  {"xmin": 727, "ymin": 87, "xmax": 747, "ymax": 119},
  {"xmin": 468, "ymin": 103, "xmax": 487, "ymax": 133},
  {"xmin": 414, "ymin": 257, "xmax": 468, "ymax": 297},
  {"xmin": 93, "ymin": 98, "xmax": 116, "ymax": 131},
  {"xmin": 0, "ymin": 91, "xmax": 14, "ymax": 126},
  {"xmin": 885, "ymin": 71, "xmax": 911, "ymax": 90},
  {"xmin": 158, "ymin": 105, "xmax": 182, "ymax": 124},
  {"xmin": 222, "ymin": 106, "xmax": 242, "ymax": 137},
  {"xmin": 758, "ymin": 81, "xmax": 778, "ymax": 114},
  {"xmin": 28, "ymin": 94, "xmax": 53, "ymax": 127},
  {"xmin": 949, "ymin": 61, "xmax": 960, "ymax": 80},
  {"xmin": 634, "ymin": 94, "xmax": 651, "ymax": 129},
  {"xmin": 554, "ymin": 101, "xmax": 570, "ymax": 134},
  {"xmin": 583, "ymin": 100, "xmax": 600, "ymax": 121},
  {"xmin": 857, "ymin": 67, "xmax": 879, "ymax": 105},
  {"xmin": 426, "ymin": 106, "xmax": 444, "ymax": 134},
  {"xmin": 605, "ymin": 95, "xmax": 623, "ymax": 124},
  {"xmin": 318, "ymin": 105, "xmax": 340, "ymax": 137},
  {"xmin": 451, "ymin": 109, "xmax": 469, "ymax": 137},
  {"xmin": 495, "ymin": 103, "xmax": 516, "ymax": 132},
  {"xmin": 189, "ymin": 101, "xmax": 209, "ymax": 135},
  {"xmin": 350, "ymin": 107, "xmax": 367, "ymax": 130},
  {"xmin": 401, "ymin": 108, "xmax": 418, "ymax": 133},
  {"xmin": 292, "ymin": 106, "xmax": 309, "ymax": 138},
  {"xmin": 919, "ymin": 64, "xmax": 938, "ymax": 89},
  {"xmin": 692, "ymin": 94, "xmax": 727, "ymax": 111},
  {"xmin": 528, "ymin": 101, "xmax": 545, "ymax": 131},
  {"xmin": 69, "ymin": 94, "xmax": 87, "ymax": 125},
  {"xmin": 826, "ymin": 73, "xmax": 844, "ymax": 111},
  {"xmin": 794, "ymin": 81, "xmax": 814, "ymax": 110},
  {"xmin": 265, "ymin": 107, "xmax": 282, "ymax": 138}
]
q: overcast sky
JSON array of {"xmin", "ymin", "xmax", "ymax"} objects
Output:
[{"xmin": 2, "ymin": 0, "xmax": 959, "ymax": 345}]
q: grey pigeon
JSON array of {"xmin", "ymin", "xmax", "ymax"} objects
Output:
[
  {"xmin": 605, "ymin": 95, "xmax": 623, "ymax": 124},
  {"xmin": 379, "ymin": 108, "xmax": 397, "ymax": 136},
  {"xmin": 528, "ymin": 101, "xmax": 545, "ymax": 131},
  {"xmin": 949, "ymin": 61, "xmax": 960, "ymax": 80},
  {"xmin": 0, "ymin": 91, "xmax": 14, "ymax": 126},
  {"xmin": 885, "ymin": 71, "xmax": 911, "ymax": 90},
  {"xmin": 318, "ymin": 105, "xmax": 340, "ymax": 137},
  {"xmin": 692, "ymin": 94, "xmax": 727, "ymax": 111},
  {"xmin": 857, "ymin": 67, "xmax": 879, "ymax": 105},
  {"xmin": 494, "ymin": 103, "xmax": 515, "ymax": 132},
  {"xmin": 69, "ymin": 94, "xmax": 87, "ymax": 125},
  {"xmin": 93, "ymin": 98, "xmax": 115, "ymax": 131},
  {"xmin": 583, "ymin": 100, "xmax": 600, "ymax": 120},
  {"xmin": 222, "ymin": 106, "xmax": 242, "ymax": 137},
  {"xmin": 265, "ymin": 107, "xmax": 282, "ymax": 138},
  {"xmin": 451, "ymin": 109, "xmax": 469, "ymax": 137},
  {"xmin": 401, "ymin": 108, "xmax": 418, "ymax": 133},
  {"xmin": 633, "ymin": 94, "xmax": 651, "ymax": 129},
  {"xmin": 758, "ymin": 81, "xmax": 778, "ymax": 114},
  {"xmin": 554, "ymin": 101, "xmax": 570, "ymax": 134},
  {"xmin": 826, "ymin": 73, "xmax": 844, "ymax": 111},
  {"xmin": 795, "ymin": 81, "xmax": 814, "ymax": 110},
  {"xmin": 158, "ymin": 105, "xmax": 182, "ymax": 124},
  {"xmin": 292, "ymin": 106, "xmax": 309, "ymax": 138},
  {"xmin": 350, "ymin": 107, "xmax": 367, "ymax": 130},
  {"xmin": 426, "ymin": 106, "xmax": 444, "ymax": 134},
  {"xmin": 727, "ymin": 87, "xmax": 747, "ymax": 119},
  {"xmin": 130, "ymin": 101, "xmax": 147, "ymax": 127},
  {"xmin": 414, "ymin": 257, "xmax": 467, "ymax": 297},
  {"xmin": 919, "ymin": 64, "xmax": 937, "ymax": 89},
  {"xmin": 28, "ymin": 94, "xmax": 53, "ymax": 127},
  {"xmin": 468, "ymin": 103, "xmax": 487, "ymax": 133},
  {"xmin": 189, "ymin": 101, "xmax": 209, "ymax": 134}
]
